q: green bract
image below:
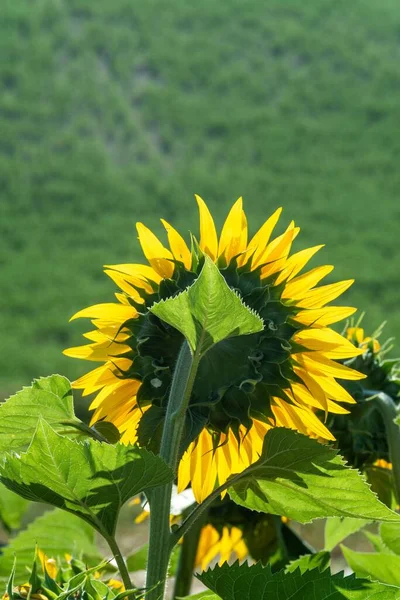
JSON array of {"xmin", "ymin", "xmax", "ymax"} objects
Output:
[{"xmin": 150, "ymin": 256, "xmax": 264, "ymax": 356}]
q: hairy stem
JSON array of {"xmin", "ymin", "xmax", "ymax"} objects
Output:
[
  {"xmin": 145, "ymin": 341, "xmax": 200, "ymax": 600},
  {"xmin": 172, "ymin": 508, "xmax": 209, "ymax": 598}
]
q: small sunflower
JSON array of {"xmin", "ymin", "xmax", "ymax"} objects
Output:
[
  {"xmin": 195, "ymin": 524, "xmax": 248, "ymax": 571},
  {"xmin": 65, "ymin": 196, "xmax": 365, "ymax": 502},
  {"xmin": 346, "ymin": 326, "xmax": 381, "ymax": 354}
]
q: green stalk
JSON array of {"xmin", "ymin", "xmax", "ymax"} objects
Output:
[
  {"xmin": 145, "ymin": 341, "xmax": 201, "ymax": 600},
  {"xmin": 104, "ymin": 533, "xmax": 134, "ymax": 594},
  {"xmin": 172, "ymin": 507, "xmax": 209, "ymax": 598},
  {"xmin": 372, "ymin": 391, "xmax": 400, "ymax": 505}
]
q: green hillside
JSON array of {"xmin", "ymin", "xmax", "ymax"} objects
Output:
[{"xmin": 1, "ymin": 0, "xmax": 399, "ymax": 394}]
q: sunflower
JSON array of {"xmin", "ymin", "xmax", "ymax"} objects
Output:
[
  {"xmin": 346, "ymin": 326, "xmax": 381, "ymax": 354},
  {"xmin": 64, "ymin": 196, "xmax": 365, "ymax": 502},
  {"xmin": 195, "ymin": 524, "xmax": 248, "ymax": 571}
]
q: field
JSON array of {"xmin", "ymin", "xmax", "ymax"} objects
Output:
[{"xmin": 1, "ymin": 0, "xmax": 400, "ymax": 395}]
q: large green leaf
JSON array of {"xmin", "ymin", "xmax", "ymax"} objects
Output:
[
  {"xmin": 325, "ymin": 518, "xmax": 369, "ymax": 551},
  {"xmin": 0, "ymin": 420, "xmax": 173, "ymax": 537},
  {"xmin": 197, "ymin": 562, "xmax": 400, "ymax": 599},
  {"xmin": 380, "ymin": 523, "xmax": 400, "ymax": 555},
  {"xmin": 228, "ymin": 428, "xmax": 400, "ymax": 523},
  {"xmin": 0, "ymin": 483, "xmax": 29, "ymax": 531},
  {"xmin": 341, "ymin": 546, "xmax": 400, "ymax": 587},
  {"xmin": 0, "ymin": 508, "xmax": 100, "ymax": 583},
  {"xmin": 150, "ymin": 256, "xmax": 264, "ymax": 356},
  {"xmin": 0, "ymin": 375, "xmax": 82, "ymax": 456}
]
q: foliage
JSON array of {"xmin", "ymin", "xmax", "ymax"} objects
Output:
[
  {"xmin": 2, "ymin": 0, "xmax": 400, "ymax": 390},
  {"xmin": 197, "ymin": 562, "xmax": 400, "ymax": 599},
  {"xmin": 0, "ymin": 419, "xmax": 173, "ymax": 537},
  {"xmin": 0, "ymin": 508, "xmax": 100, "ymax": 583},
  {"xmin": 324, "ymin": 518, "xmax": 370, "ymax": 552},
  {"xmin": 0, "ymin": 486, "xmax": 28, "ymax": 532},
  {"xmin": 227, "ymin": 428, "xmax": 400, "ymax": 523},
  {"xmin": 341, "ymin": 522, "xmax": 400, "ymax": 588}
]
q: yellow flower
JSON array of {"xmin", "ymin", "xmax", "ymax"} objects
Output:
[
  {"xmin": 38, "ymin": 549, "xmax": 58, "ymax": 580},
  {"xmin": 65, "ymin": 196, "xmax": 365, "ymax": 503},
  {"xmin": 107, "ymin": 579, "xmax": 125, "ymax": 591},
  {"xmin": 3, "ymin": 585, "xmax": 49, "ymax": 600},
  {"xmin": 346, "ymin": 326, "xmax": 381, "ymax": 353},
  {"xmin": 374, "ymin": 458, "xmax": 392, "ymax": 470},
  {"xmin": 195, "ymin": 524, "xmax": 248, "ymax": 571}
]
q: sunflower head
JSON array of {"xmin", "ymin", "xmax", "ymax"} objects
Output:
[{"xmin": 65, "ymin": 196, "xmax": 365, "ymax": 502}]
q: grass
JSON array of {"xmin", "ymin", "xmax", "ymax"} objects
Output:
[{"xmin": 1, "ymin": 0, "xmax": 400, "ymax": 393}]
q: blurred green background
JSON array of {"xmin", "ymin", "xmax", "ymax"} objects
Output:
[{"xmin": 1, "ymin": 0, "xmax": 399, "ymax": 396}]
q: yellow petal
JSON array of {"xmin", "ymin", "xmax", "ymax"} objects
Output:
[
  {"xmin": 243, "ymin": 207, "xmax": 282, "ymax": 267},
  {"xmin": 292, "ymin": 306, "xmax": 357, "ymax": 327},
  {"xmin": 295, "ymin": 352, "xmax": 366, "ymax": 380},
  {"xmin": 70, "ymin": 303, "xmax": 137, "ymax": 323},
  {"xmin": 177, "ymin": 445, "xmax": 192, "ymax": 493},
  {"xmin": 195, "ymin": 194, "xmax": 218, "ymax": 260},
  {"xmin": 104, "ymin": 270, "xmax": 145, "ymax": 301},
  {"xmin": 160, "ymin": 219, "xmax": 192, "ymax": 270},
  {"xmin": 275, "ymin": 245, "xmax": 325, "ymax": 285},
  {"xmin": 83, "ymin": 328, "xmax": 129, "ymax": 343},
  {"xmin": 136, "ymin": 222, "xmax": 174, "ymax": 279},
  {"xmin": 291, "ymin": 368, "xmax": 329, "ymax": 415},
  {"xmin": 290, "ymin": 382, "xmax": 350, "ymax": 414},
  {"xmin": 73, "ymin": 360, "xmax": 131, "ymax": 396},
  {"xmin": 255, "ymin": 220, "xmax": 296, "ymax": 271},
  {"xmin": 312, "ymin": 374, "xmax": 356, "ymax": 404},
  {"xmin": 64, "ymin": 341, "xmax": 130, "ymax": 362},
  {"xmin": 104, "ymin": 263, "xmax": 161, "ymax": 287},
  {"xmin": 295, "ymin": 280, "xmax": 354, "ymax": 309},
  {"xmin": 282, "ymin": 265, "xmax": 334, "ymax": 300},
  {"xmin": 190, "ymin": 429, "xmax": 217, "ymax": 503},
  {"xmin": 347, "ymin": 327, "xmax": 365, "ymax": 344},
  {"xmin": 218, "ymin": 198, "xmax": 248, "ymax": 263},
  {"xmin": 272, "ymin": 397, "xmax": 335, "ymax": 440},
  {"xmin": 293, "ymin": 327, "xmax": 364, "ymax": 358},
  {"xmin": 289, "ymin": 380, "xmax": 328, "ymax": 414}
]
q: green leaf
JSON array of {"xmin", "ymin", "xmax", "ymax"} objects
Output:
[
  {"xmin": 150, "ymin": 255, "xmax": 264, "ymax": 356},
  {"xmin": 0, "ymin": 375, "xmax": 82, "ymax": 456},
  {"xmin": 125, "ymin": 543, "xmax": 180, "ymax": 578},
  {"xmin": 177, "ymin": 593, "xmax": 221, "ymax": 600},
  {"xmin": 366, "ymin": 465, "xmax": 396, "ymax": 509},
  {"xmin": 126, "ymin": 545, "xmax": 149, "ymax": 572},
  {"xmin": 380, "ymin": 523, "xmax": 400, "ymax": 555},
  {"xmin": 228, "ymin": 428, "xmax": 400, "ymax": 523},
  {"xmin": 363, "ymin": 530, "xmax": 390, "ymax": 553},
  {"xmin": 0, "ymin": 508, "xmax": 100, "ymax": 584},
  {"xmin": 325, "ymin": 518, "xmax": 369, "ymax": 551},
  {"xmin": 341, "ymin": 545, "xmax": 400, "ymax": 587},
  {"xmin": 197, "ymin": 562, "xmax": 400, "ymax": 599},
  {"xmin": 0, "ymin": 419, "xmax": 173, "ymax": 537},
  {"xmin": 0, "ymin": 483, "xmax": 29, "ymax": 531},
  {"xmin": 285, "ymin": 551, "xmax": 330, "ymax": 574}
]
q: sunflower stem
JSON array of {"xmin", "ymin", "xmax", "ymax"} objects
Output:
[
  {"xmin": 145, "ymin": 341, "xmax": 201, "ymax": 600},
  {"xmin": 371, "ymin": 391, "xmax": 400, "ymax": 505},
  {"xmin": 172, "ymin": 506, "xmax": 209, "ymax": 598}
]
